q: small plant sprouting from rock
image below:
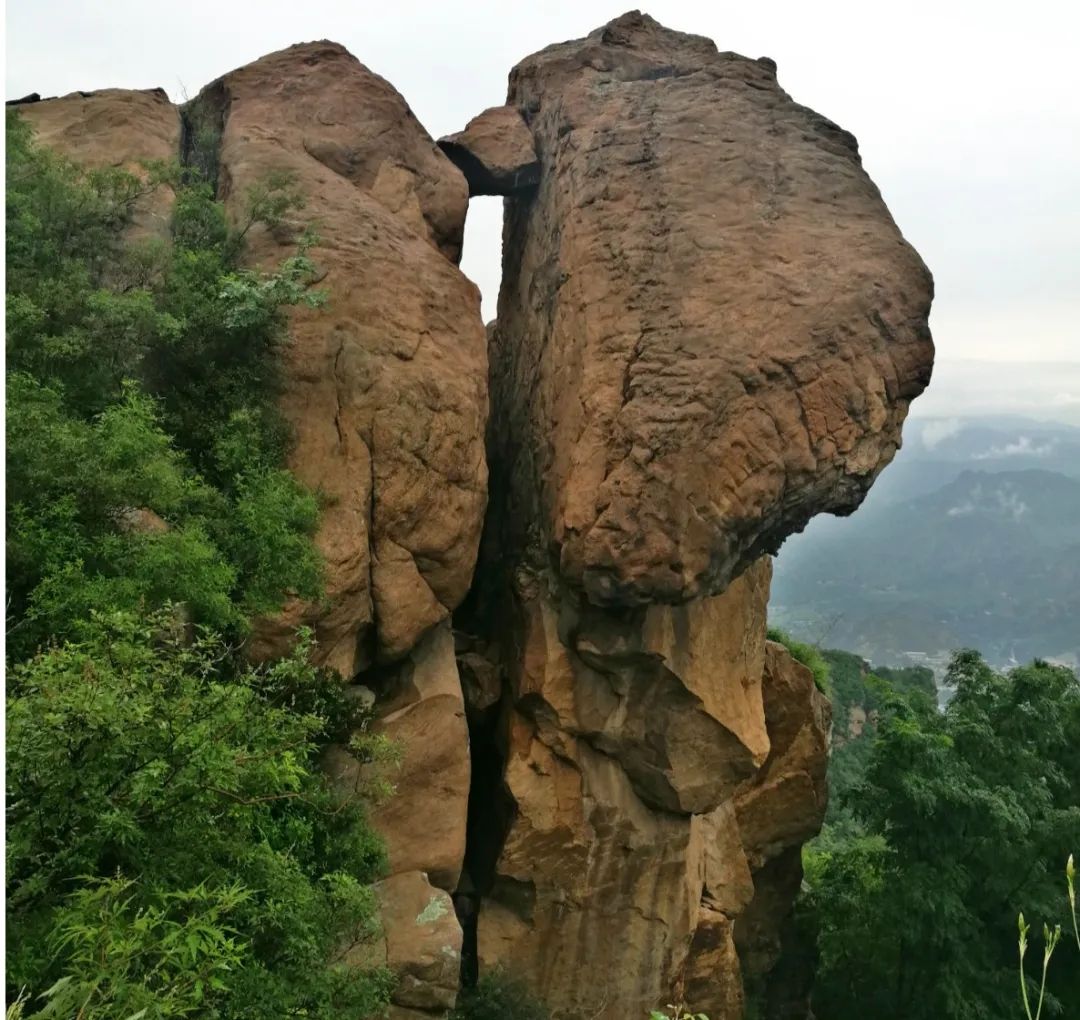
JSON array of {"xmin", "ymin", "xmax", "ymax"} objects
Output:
[
  {"xmin": 450, "ymin": 969, "xmax": 550, "ymax": 1020},
  {"xmin": 766, "ymin": 626, "xmax": 832, "ymax": 696},
  {"xmin": 650, "ymin": 1006, "xmax": 709, "ymax": 1020}
]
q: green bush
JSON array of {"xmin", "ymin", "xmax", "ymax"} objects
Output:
[
  {"xmin": 5, "ymin": 109, "xmax": 389, "ymax": 1019},
  {"xmin": 5, "ymin": 109, "xmax": 323, "ymax": 659},
  {"xmin": 6, "ymin": 612, "xmax": 392, "ymax": 1018},
  {"xmin": 801, "ymin": 652, "xmax": 1080, "ymax": 1019},
  {"xmin": 451, "ymin": 970, "xmax": 550, "ymax": 1020},
  {"xmin": 766, "ymin": 626, "xmax": 831, "ymax": 695}
]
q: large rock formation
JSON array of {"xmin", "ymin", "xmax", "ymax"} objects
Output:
[
  {"xmin": 195, "ymin": 41, "xmax": 489, "ymax": 678},
  {"xmin": 17, "ymin": 11, "xmax": 933, "ymax": 1018},
  {"xmin": 188, "ymin": 43, "xmax": 488, "ymax": 1020},
  {"xmin": 455, "ymin": 10, "xmax": 930, "ymax": 1019},
  {"xmin": 492, "ymin": 12, "xmax": 933, "ymax": 610}
]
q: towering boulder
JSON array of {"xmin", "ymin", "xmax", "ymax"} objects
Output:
[
  {"xmin": 490, "ymin": 11, "xmax": 933, "ymax": 610},
  {"xmin": 187, "ymin": 42, "xmax": 489, "ymax": 1017},
  {"xmin": 196, "ymin": 41, "xmax": 489, "ymax": 678},
  {"xmin": 455, "ymin": 9, "xmax": 931, "ymax": 1018}
]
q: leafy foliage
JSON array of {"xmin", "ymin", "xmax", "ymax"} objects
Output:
[
  {"xmin": 5, "ymin": 113, "xmax": 391, "ymax": 1018},
  {"xmin": 451, "ymin": 970, "xmax": 551, "ymax": 1020},
  {"xmin": 6, "ymin": 613, "xmax": 392, "ymax": 1018},
  {"xmin": 802, "ymin": 651, "xmax": 1080, "ymax": 1019},
  {"xmin": 5, "ymin": 110, "xmax": 322, "ymax": 659},
  {"xmin": 766, "ymin": 626, "xmax": 831, "ymax": 695}
]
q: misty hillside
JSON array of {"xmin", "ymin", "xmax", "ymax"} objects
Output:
[{"xmin": 772, "ymin": 450, "xmax": 1080, "ymax": 669}]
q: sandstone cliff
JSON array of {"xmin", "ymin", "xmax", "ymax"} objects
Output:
[{"xmin": 14, "ymin": 11, "xmax": 932, "ymax": 1018}]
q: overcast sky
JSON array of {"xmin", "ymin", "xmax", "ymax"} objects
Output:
[{"xmin": 7, "ymin": 0, "xmax": 1079, "ymax": 417}]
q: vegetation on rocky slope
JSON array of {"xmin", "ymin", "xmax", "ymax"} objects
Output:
[{"xmin": 5, "ymin": 112, "xmax": 392, "ymax": 1019}]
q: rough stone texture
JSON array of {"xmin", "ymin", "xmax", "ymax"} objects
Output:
[
  {"xmin": 438, "ymin": 106, "xmax": 540, "ymax": 196},
  {"xmin": 477, "ymin": 709, "xmax": 707, "ymax": 1019},
  {"xmin": 491, "ymin": 10, "xmax": 934, "ymax": 611},
  {"xmin": 471, "ymin": 560, "xmax": 774, "ymax": 1019},
  {"xmin": 681, "ymin": 907, "xmax": 745, "ymax": 1020},
  {"xmin": 507, "ymin": 559, "xmax": 772, "ymax": 816},
  {"xmin": 197, "ymin": 42, "xmax": 488, "ymax": 676},
  {"xmin": 324, "ymin": 622, "xmax": 470, "ymax": 892},
  {"xmin": 17, "ymin": 88, "xmax": 180, "ymax": 243},
  {"xmin": 366, "ymin": 872, "xmax": 462, "ymax": 1016},
  {"xmin": 735, "ymin": 642, "xmax": 831, "ymax": 870}
]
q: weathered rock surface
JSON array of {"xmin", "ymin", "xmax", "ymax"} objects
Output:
[
  {"xmin": 17, "ymin": 87, "xmax": 180, "ymax": 243},
  {"xmin": 471, "ymin": 572, "xmax": 830, "ymax": 1019},
  {"xmin": 735, "ymin": 642, "xmax": 831, "ymax": 870},
  {"xmin": 324, "ymin": 622, "xmax": 470, "ymax": 892},
  {"xmin": 367, "ymin": 872, "xmax": 463, "ymax": 1016},
  {"xmin": 197, "ymin": 42, "xmax": 488, "ymax": 676},
  {"xmin": 26, "ymin": 13, "xmax": 931, "ymax": 1018},
  {"xmin": 438, "ymin": 106, "xmax": 540, "ymax": 195},
  {"xmin": 492, "ymin": 10, "xmax": 934, "ymax": 610}
]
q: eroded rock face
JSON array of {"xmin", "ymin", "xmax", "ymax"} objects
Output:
[
  {"xmin": 17, "ymin": 88, "xmax": 180, "ymax": 243},
  {"xmin": 200, "ymin": 41, "xmax": 488, "ymax": 677},
  {"xmin": 438, "ymin": 106, "xmax": 540, "ymax": 196},
  {"xmin": 367, "ymin": 872, "xmax": 463, "ymax": 1017},
  {"xmin": 324, "ymin": 622, "xmax": 470, "ymax": 892},
  {"xmin": 492, "ymin": 11, "xmax": 934, "ymax": 610},
  {"xmin": 469, "ymin": 571, "xmax": 830, "ymax": 1019},
  {"xmin": 462, "ymin": 10, "xmax": 921, "ymax": 1017}
]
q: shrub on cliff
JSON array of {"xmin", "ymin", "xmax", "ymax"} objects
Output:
[
  {"xmin": 5, "ymin": 112, "xmax": 391, "ymax": 1018},
  {"xmin": 6, "ymin": 612, "xmax": 392, "ymax": 1018},
  {"xmin": 766, "ymin": 626, "xmax": 831, "ymax": 695},
  {"xmin": 450, "ymin": 970, "xmax": 551, "ymax": 1020},
  {"xmin": 5, "ymin": 110, "xmax": 322, "ymax": 659}
]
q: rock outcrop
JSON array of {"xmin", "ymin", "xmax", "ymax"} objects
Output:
[
  {"xmin": 491, "ymin": 11, "xmax": 933, "ymax": 611},
  {"xmin": 20, "ymin": 11, "xmax": 933, "ymax": 1018},
  {"xmin": 455, "ymin": 10, "xmax": 928, "ymax": 1019},
  {"xmin": 192, "ymin": 42, "xmax": 489, "ymax": 678},
  {"xmin": 438, "ymin": 106, "xmax": 540, "ymax": 196},
  {"xmin": 16, "ymin": 87, "xmax": 180, "ymax": 243}
]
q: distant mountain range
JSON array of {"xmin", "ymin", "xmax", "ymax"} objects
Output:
[{"xmin": 771, "ymin": 415, "xmax": 1080, "ymax": 674}]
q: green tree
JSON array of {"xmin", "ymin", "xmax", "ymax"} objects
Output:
[
  {"xmin": 5, "ymin": 110, "xmax": 322, "ymax": 659},
  {"xmin": 803, "ymin": 652, "xmax": 1080, "ymax": 1019}
]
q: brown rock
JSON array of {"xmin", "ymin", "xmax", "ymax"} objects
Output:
[
  {"xmin": 439, "ymin": 106, "xmax": 540, "ymax": 196},
  {"xmin": 478, "ymin": 711, "xmax": 705, "ymax": 1019},
  {"xmin": 491, "ymin": 11, "xmax": 934, "ymax": 609},
  {"xmin": 197, "ymin": 42, "xmax": 488, "ymax": 675},
  {"xmin": 735, "ymin": 642, "xmax": 831, "ymax": 867},
  {"xmin": 365, "ymin": 872, "xmax": 462, "ymax": 1015},
  {"xmin": 17, "ymin": 87, "xmax": 180, "ymax": 244},
  {"xmin": 681, "ymin": 906, "xmax": 745, "ymax": 1020},
  {"xmin": 324, "ymin": 623, "xmax": 470, "ymax": 892},
  {"xmin": 507, "ymin": 560, "xmax": 771, "ymax": 814},
  {"xmin": 474, "ymin": 559, "xmax": 776, "ymax": 1017}
]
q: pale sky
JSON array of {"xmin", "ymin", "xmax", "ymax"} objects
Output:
[{"xmin": 7, "ymin": 0, "xmax": 1080, "ymax": 406}]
